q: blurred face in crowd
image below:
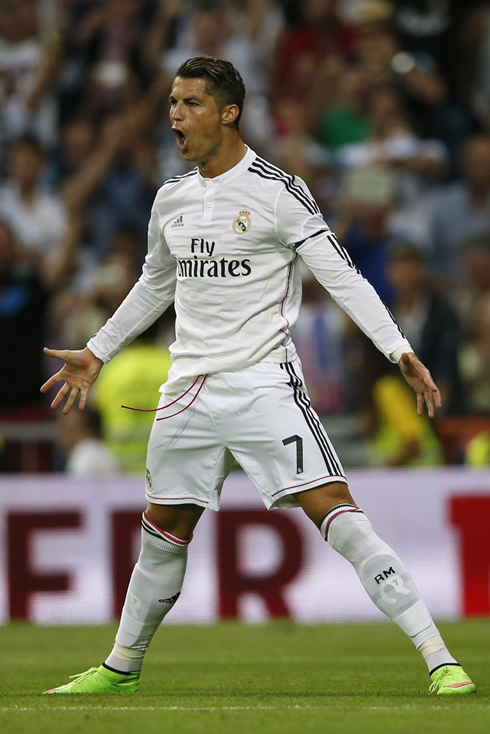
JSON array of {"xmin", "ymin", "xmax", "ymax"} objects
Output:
[
  {"xmin": 193, "ymin": 10, "xmax": 229, "ymax": 56},
  {"xmin": 461, "ymin": 136, "xmax": 490, "ymax": 188},
  {"xmin": 10, "ymin": 141, "xmax": 44, "ymax": 188},
  {"xmin": 461, "ymin": 241, "xmax": 490, "ymax": 291},
  {"xmin": 367, "ymin": 86, "xmax": 405, "ymax": 134},
  {"xmin": 169, "ymin": 76, "xmax": 233, "ymax": 165},
  {"xmin": 62, "ymin": 121, "xmax": 96, "ymax": 171},
  {"xmin": 387, "ymin": 251, "xmax": 426, "ymax": 297},
  {"xmin": 106, "ymin": 0, "xmax": 142, "ymax": 22},
  {"xmin": 0, "ymin": 0, "xmax": 36, "ymax": 43}
]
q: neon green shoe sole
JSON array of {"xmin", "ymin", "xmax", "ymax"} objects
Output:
[
  {"xmin": 43, "ymin": 665, "xmax": 140, "ymax": 694},
  {"xmin": 429, "ymin": 665, "xmax": 476, "ymax": 696}
]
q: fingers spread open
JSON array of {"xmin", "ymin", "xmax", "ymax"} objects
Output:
[
  {"xmin": 50, "ymin": 382, "xmax": 69, "ymax": 409},
  {"xmin": 62, "ymin": 386, "xmax": 80, "ymax": 415}
]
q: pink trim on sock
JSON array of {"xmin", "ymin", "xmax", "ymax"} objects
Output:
[
  {"xmin": 143, "ymin": 511, "xmax": 192, "ymax": 546},
  {"xmin": 323, "ymin": 507, "xmax": 363, "ymax": 540}
]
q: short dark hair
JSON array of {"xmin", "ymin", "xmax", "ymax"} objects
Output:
[{"xmin": 175, "ymin": 56, "xmax": 246, "ymax": 128}]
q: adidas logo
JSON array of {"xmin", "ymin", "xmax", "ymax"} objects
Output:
[{"xmin": 171, "ymin": 214, "xmax": 184, "ymax": 228}]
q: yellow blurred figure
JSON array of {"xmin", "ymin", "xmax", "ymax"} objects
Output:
[
  {"xmin": 466, "ymin": 431, "xmax": 490, "ymax": 467},
  {"xmin": 369, "ymin": 374, "xmax": 443, "ymax": 467},
  {"xmin": 94, "ymin": 339, "xmax": 171, "ymax": 474}
]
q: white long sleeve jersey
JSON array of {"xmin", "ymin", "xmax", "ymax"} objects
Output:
[{"xmin": 88, "ymin": 147, "xmax": 411, "ymax": 395}]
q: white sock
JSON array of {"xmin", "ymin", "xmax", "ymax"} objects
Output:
[
  {"xmin": 321, "ymin": 505, "xmax": 458, "ymax": 672},
  {"xmin": 104, "ymin": 512, "xmax": 190, "ymax": 673}
]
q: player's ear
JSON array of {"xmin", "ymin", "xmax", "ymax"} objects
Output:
[{"xmin": 221, "ymin": 104, "xmax": 239, "ymax": 126}]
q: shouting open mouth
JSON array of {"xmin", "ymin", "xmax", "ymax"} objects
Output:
[{"xmin": 172, "ymin": 127, "xmax": 188, "ymax": 153}]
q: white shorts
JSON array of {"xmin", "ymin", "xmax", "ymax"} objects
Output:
[{"xmin": 145, "ymin": 359, "xmax": 346, "ymax": 511}]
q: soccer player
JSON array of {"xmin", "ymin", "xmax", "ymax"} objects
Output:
[{"xmin": 41, "ymin": 57, "xmax": 475, "ymax": 697}]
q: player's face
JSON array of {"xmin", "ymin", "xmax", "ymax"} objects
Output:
[{"xmin": 169, "ymin": 77, "xmax": 224, "ymax": 165}]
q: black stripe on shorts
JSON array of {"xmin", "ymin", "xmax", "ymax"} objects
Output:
[{"xmin": 280, "ymin": 362, "xmax": 345, "ymax": 478}]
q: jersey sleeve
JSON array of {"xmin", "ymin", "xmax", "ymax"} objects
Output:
[
  {"xmin": 87, "ymin": 195, "xmax": 177, "ymax": 363},
  {"xmin": 274, "ymin": 180, "xmax": 412, "ymax": 362},
  {"xmin": 274, "ymin": 176, "xmax": 331, "ymax": 249}
]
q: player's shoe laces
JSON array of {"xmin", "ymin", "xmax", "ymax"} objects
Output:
[
  {"xmin": 43, "ymin": 665, "xmax": 140, "ymax": 694},
  {"xmin": 429, "ymin": 665, "xmax": 476, "ymax": 695}
]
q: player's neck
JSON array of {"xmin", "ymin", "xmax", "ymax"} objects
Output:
[{"xmin": 198, "ymin": 137, "xmax": 247, "ymax": 179}]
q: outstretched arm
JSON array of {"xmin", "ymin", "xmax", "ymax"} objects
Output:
[
  {"xmin": 398, "ymin": 351, "xmax": 442, "ymax": 418},
  {"xmin": 40, "ymin": 347, "xmax": 103, "ymax": 414}
]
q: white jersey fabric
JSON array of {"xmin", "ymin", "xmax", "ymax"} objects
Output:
[{"xmin": 88, "ymin": 147, "xmax": 411, "ymax": 395}]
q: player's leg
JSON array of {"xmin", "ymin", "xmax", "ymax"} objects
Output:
[
  {"xmin": 44, "ymin": 502, "xmax": 204, "ymax": 694},
  {"xmin": 296, "ymin": 482, "xmax": 476, "ymax": 695},
  {"xmin": 45, "ymin": 386, "xmax": 231, "ymax": 694},
  {"xmin": 104, "ymin": 502, "xmax": 204, "ymax": 675}
]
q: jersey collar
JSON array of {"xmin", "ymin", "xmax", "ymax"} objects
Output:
[{"xmin": 197, "ymin": 146, "xmax": 256, "ymax": 187}]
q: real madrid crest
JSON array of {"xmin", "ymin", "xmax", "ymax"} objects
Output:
[{"xmin": 233, "ymin": 209, "xmax": 251, "ymax": 234}]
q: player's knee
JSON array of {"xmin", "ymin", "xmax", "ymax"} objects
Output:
[
  {"xmin": 296, "ymin": 481, "xmax": 356, "ymax": 527},
  {"xmin": 145, "ymin": 502, "xmax": 204, "ymax": 540}
]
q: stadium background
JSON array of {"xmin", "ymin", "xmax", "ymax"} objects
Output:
[{"xmin": 0, "ymin": 0, "xmax": 490, "ymax": 626}]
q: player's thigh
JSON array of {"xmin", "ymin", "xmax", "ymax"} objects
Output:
[
  {"xmin": 145, "ymin": 392, "xmax": 234, "ymax": 512},
  {"xmin": 224, "ymin": 360, "xmax": 347, "ymax": 509}
]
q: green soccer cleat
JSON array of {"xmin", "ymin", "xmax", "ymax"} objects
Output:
[
  {"xmin": 43, "ymin": 665, "xmax": 140, "ymax": 694},
  {"xmin": 429, "ymin": 665, "xmax": 476, "ymax": 696}
]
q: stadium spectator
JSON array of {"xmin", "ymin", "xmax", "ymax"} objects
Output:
[
  {"xmin": 329, "ymin": 165, "xmax": 396, "ymax": 305},
  {"xmin": 351, "ymin": 2, "xmax": 447, "ymax": 131},
  {"xmin": 57, "ymin": 406, "xmax": 120, "ymax": 477},
  {"xmin": 335, "ymin": 84, "xmax": 447, "ymax": 252},
  {"xmin": 0, "ymin": 135, "xmax": 67, "ymax": 265},
  {"xmin": 312, "ymin": 60, "xmax": 372, "ymax": 153},
  {"xmin": 51, "ymin": 248, "xmax": 138, "ymax": 351},
  {"xmin": 0, "ymin": 0, "xmax": 58, "ymax": 151},
  {"xmin": 385, "ymin": 244, "xmax": 464, "ymax": 415},
  {"xmin": 458, "ymin": 235, "xmax": 490, "ymax": 336},
  {"xmin": 59, "ymin": 112, "xmax": 158, "ymax": 258},
  {"xmin": 429, "ymin": 134, "xmax": 490, "ymax": 285},
  {"xmin": 273, "ymin": 0, "xmax": 358, "ymax": 102},
  {"xmin": 352, "ymin": 338, "xmax": 443, "ymax": 467}
]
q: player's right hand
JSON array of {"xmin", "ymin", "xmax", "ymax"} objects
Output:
[{"xmin": 41, "ymin": 347, "xmax": 104, "ymax": 414}]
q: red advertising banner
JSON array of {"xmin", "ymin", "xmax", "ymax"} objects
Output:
[{"xmin": 0, "ymin": 469, "xmax": 489, "ymax": 623}]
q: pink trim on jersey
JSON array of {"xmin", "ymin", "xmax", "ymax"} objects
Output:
[
  {"xmin": 271, "ymin": 474, "xmax": 347, "ymax": 497},
  {"xmin": 157, "ymin": 375, "xmax": 208, "ymax": 420},
  {"xmin": 122, "ymin": 375, "xmax": 202, "ymax": 412},
  {"xmin": 279, "ymin": 256, "xmax": 296, "ymax": 362},
  {"xmin": 143, "ymin": 511, "xmax": 192, "ymax": 545}
]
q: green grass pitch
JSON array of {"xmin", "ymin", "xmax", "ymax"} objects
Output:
[{"xmin": 0, "ymin": 620, "xmax": 488, "ymax": 734}]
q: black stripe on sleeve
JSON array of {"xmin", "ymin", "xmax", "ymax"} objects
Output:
[
  {"xmin": 255, "ymin": 157, "xmax": 321, "ymax": 215},
  {"xmin": 291, "ymin": 228, "xmax": 330, "ymax": 250},
  {"xmin": 248, "ymin": 161, "xmax": 319, "ymax": 216}
]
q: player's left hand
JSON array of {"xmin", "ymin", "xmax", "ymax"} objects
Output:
[{"xmin": 398, "ymin": 352, "xmax": 442, "ymax": 418}]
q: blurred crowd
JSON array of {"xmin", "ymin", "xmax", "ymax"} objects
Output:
[{"xmin": 2, "ymin": 0, "xmax": 490, "ymax": 473}]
